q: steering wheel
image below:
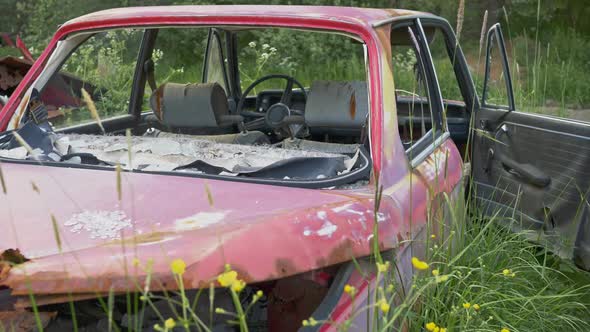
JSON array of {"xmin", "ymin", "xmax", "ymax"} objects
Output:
[{"xmin": 236, "ymin": 74, "xmax": 307, "ymax": 130}]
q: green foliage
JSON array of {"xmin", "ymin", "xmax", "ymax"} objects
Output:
[
  {"xmin": 53, "ymin": 29, "xmax": 143, "ymax": 128},
  {"xmin": 2, "ymin": 0, "xmax": 588, "ymax": 112},
  {"xmin": 236, "ymin": 29, "xmax": 366, "ymax": 91}
]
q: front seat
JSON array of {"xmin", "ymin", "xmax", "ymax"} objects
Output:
[
  {"xmin": 149, "ymin": 82, "xmax": 269, "ymax": 145},
  {"xmin": 304, "ymin": 80, "xmax": 369, "ymax": 138}
]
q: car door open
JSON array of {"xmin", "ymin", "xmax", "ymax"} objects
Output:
[{"xmin": 472, "ymin": 23, "xmax": 590, "ymax": 269}]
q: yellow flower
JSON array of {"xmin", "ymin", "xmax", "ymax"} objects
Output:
[
  {"xmin": 425, "ymin": 322, "xmax": 437, "ymax": 331},
  {"xmin": 215, "ymin": 307, "xmax": 225, "ymax": 314},
  {"xmin": 411, "ymin": 257, "xmax": 429, "ymax": 270},
  {"xmin": 473, "ymin": 303, "xmax": 481, "ymax": 310},
  {"xmin": 463, "ymin": 302, "xmax": 471, "ymax": 309},
  {"xmin": 308, "ymin": 317, "xmax": 318, "ymax": 326},
  {"xmin": 217, "ymin": 268, "xmax": 246, "ymax": 292},
  {"xmin": 217, "ymin": 270, "xmax": 238, "ymax": 287},
  {"xmin": 377, "ymin": 261, "xmax": 390, "ymax": 273},
  {"xmin": 344, "ymin": 284, "xmax": 356, "ymax": 295},
  {"xmin": 164, "ymin": 318, "xmax": 176, "ymax": 329},
  {"xmin": 431, "ymin": 234, "xmax": 436, "ymax": 239},
  {"xmin": 256, "ymin": 290, "xmax": 263, "ymax": 297},
  {"xmin": 433, "ymin": 327, "xmax": 440, "ymax": 332},
  {"xmin": 435, "ymin": 275, "xmax": 449, "ymax": 283},
  {"xmin": 502, "ymin": 269, "xmax": 511, "ymax": 276},
  {"xmin": 170, "ymin": 258, "xmax": 186, "ymax": 275},
  {"xmin": 440, "ymin": 328, "xmax": 447, "ymax": 332},
  {"xmin": 302, "ymin": 320, "xmax": 309, "ymax": 326},
  {"xmin": 232, "ymin": 279, "xmax": 246, "ymax": 293},
  {"xmin": 501, "ymin": 328, "xmax": 510, "ymax": 332},
  {"xmin": 379, "ymin": 300, "xmax": 390, "ymax": 313},
  {"xmin": 432, "ymin": 269, "xmax": 440, "ymax": 276}
]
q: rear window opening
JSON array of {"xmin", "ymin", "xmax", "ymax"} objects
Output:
[{"xmin": 0, "ymin": 26, "xmax": 372, "ymax": 189}]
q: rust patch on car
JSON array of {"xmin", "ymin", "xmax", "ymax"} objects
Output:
[
  {"xmin": 0, "ymin": 309, "xmax": 56, "ymax": 331},
  {"xmin": 275, "ymin": 259, "xmax": 298, "ymax": 278},
  {"xmin": 349, "ymin": 92, "xmax": 356, "ymax": 120},
  {"xmin": 315, "ymin": 238, "xmax": 355, "ymax": 268},
  {"xmin": 0, "ymin": 249, "xmax": 28, "ymax": 265},
  {"xmin": 228, "ymin": 265, "xmax": 254, "ymax": 284},
  {"xmin": 0, "ymin": 249, "xmax": 29, "ymax": 282},
  {"xmin": 14, "ymin": 292, "xmax": 106, "ymax": 309},
  {"xmin": 103, "ymin": 231, "xmax": 175, "ymax": 246}
]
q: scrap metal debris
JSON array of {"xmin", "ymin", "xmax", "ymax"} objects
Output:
[{"xmin": 60, "ymin": 134, "xmax": 351, "ymax": 172}]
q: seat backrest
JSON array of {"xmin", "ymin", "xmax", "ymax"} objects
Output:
[
  {"xmin": 304, "ymin": 80, "xmax": 369, "ymax": 136},
  {"xmin": 150, "ymin": 82, "xmax": 229, "ymax": 130}
]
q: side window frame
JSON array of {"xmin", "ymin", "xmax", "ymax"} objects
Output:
[
  {"xmin": 418, "ymin": 18, "xmax": 479, "ymax": 113},
  {"xmin": 26, "ymin": 29, "xmax": 145, "ymax": 129},
  {"xmin": 202, "ymin": 29, "xmax": 230, "ymax": 94},
  {"xmin": 130, "ymin": 29, "xmax": 157, "ymax": 119},
  {"xmin": 481, "ymin": 23, "xmax": 515, "ymax": 111},
  {"xmin": 391, "ymin": 18, "xmax": 446, "ymax": 167}
]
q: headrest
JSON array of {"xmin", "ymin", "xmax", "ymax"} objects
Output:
[
  {"xmin": 150, "ymin": 82, "xmax": 229, "ymax": 128},
  {"xmin": 304, "ymin": 81, "xmax": 368, "ymax": 133}
]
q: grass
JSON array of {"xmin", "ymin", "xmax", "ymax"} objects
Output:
[{"xmin": 413, "ymin": 206, "xmax": 590, "ymax": 331}]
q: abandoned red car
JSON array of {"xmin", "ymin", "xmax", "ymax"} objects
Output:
[{"xmin": 0, "ymin": 5, "xmax": 588, "ymax": 331}]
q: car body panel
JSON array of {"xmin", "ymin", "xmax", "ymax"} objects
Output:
[
  {"xmin": 0, "ymin": 6, "xmax": 464, "ymax": 329},
  {"xmin": 0, "ymin": 138, "xmax": 457, "ymax": 298}
]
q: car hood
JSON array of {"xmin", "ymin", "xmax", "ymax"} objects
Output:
[{"xmin": 0, "ymin": 162, "xmax": 405, "ymax": 303}]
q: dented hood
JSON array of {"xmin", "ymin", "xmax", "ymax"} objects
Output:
[{"xmin": 0, "ymin": 162, "xmax": 405, "ymax": 299}]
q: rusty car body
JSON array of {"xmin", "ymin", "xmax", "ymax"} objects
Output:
[{"xmin": 0, "ymin": 5, "xmax": 588, "ymax": 332}]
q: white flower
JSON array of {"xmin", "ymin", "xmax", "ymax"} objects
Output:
[
  {"xmin": 260, "ymin": 53, "xmax": 270, "ymax": 60},
  {"xmin": 262, "ymin": 44, "xmax": 270, "ymax": 49},
  {"xmin": 248, "ymin": 41, "xmax": 256, "ymax": 48},
  {"xmin": 269, "ymin": 47, "xmax": 277, "ymax": 53}
]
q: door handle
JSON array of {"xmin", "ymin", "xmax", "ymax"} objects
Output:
[{"xmin": 500, "ymin": 156, "xmax": 551, "ymax": 188}]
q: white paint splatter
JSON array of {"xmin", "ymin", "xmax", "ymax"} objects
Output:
[
  {"xmin": 174, "ymin": 211, "xmax": 228, "ymax": 231},
  {"xmin": 347, "ymin": 209, "xmax": 365, "ymax": 216},
  {"xmin": 331, "ymin": 203, "xmax": 353, "ymax": 213},
  {"xmin": 316, "ymin": 221, "xmax": 338, "ymax": 237},
  {"xmin": 317, "ymin": 211, "xmax": 328, "ymax": 220},
  {"xmin": 302, "ymin": 221, "xmax": 338, "ymax": 238},
  {"xmin": 64, "ymin": 210, "xmax": 132, "ymax": 239}
]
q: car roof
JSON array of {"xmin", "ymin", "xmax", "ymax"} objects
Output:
[{"xmin": 63, "ymin": 5, "xmax": 429, "ymax": 30}]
